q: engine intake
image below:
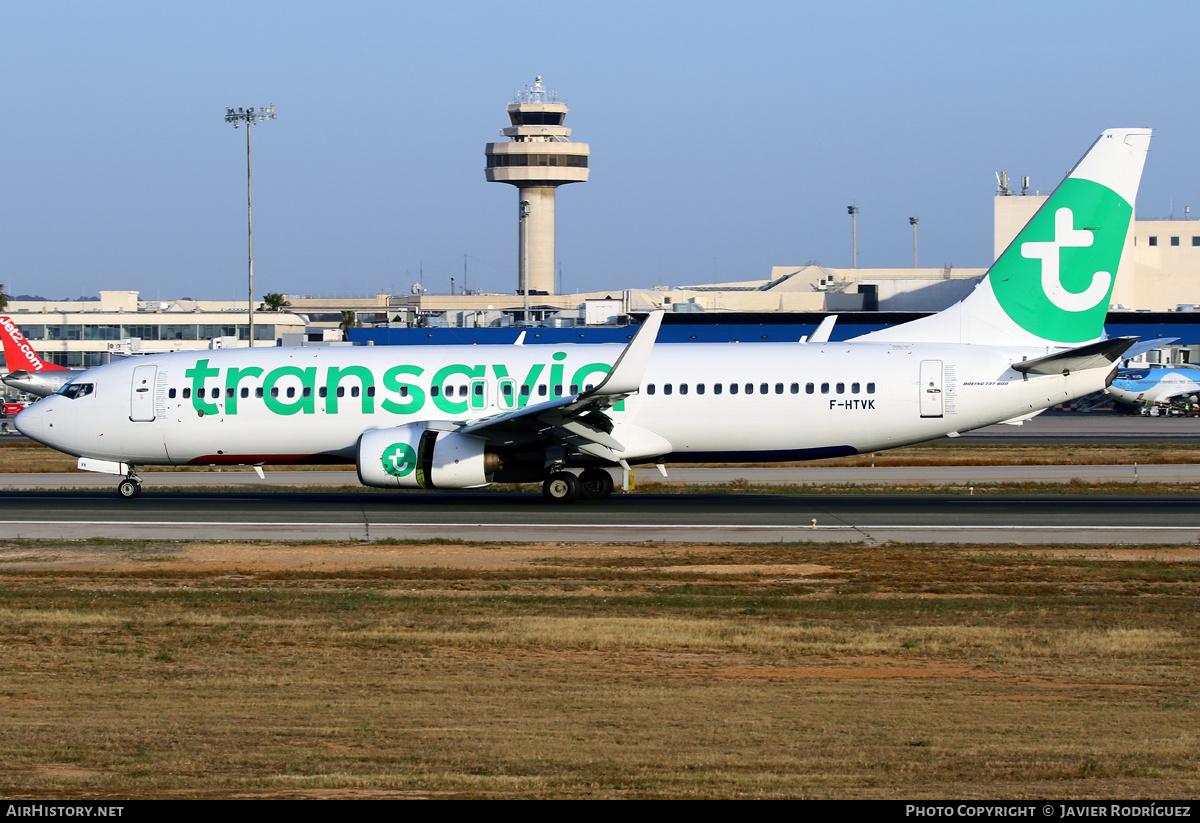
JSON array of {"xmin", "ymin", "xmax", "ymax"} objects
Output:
[{"xmin": 357, "ymin": 425, "xmax": 496, "ymax": 489}]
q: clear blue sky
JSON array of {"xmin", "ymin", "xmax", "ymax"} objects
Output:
[{"xmin": 2, "ymin": 1, "xmax": 1196, "ymax": 301}]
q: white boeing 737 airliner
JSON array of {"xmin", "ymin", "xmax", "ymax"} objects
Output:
[{"xmin": 18, "ymin": 129, "xmax": 1152, "ymax": 501}]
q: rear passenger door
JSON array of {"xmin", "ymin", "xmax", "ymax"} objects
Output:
[{"xmin": 919, "ymin": 360, "xmax": 943, "ymax": 418}]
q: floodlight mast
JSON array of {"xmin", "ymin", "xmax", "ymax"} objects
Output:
[
  {"xmin": 847, "ymin": 205, "xmax": 859, "ymax": 269},
  {"xmin": 225, "ymin": 105, "xmax": 277, "ymax": 347},
  {"xmin": 909, "ymin": 216, "xmax": 919, "ymax": 268}
]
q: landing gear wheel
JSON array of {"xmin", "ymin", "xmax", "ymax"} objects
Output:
[
  {"xmin": 579, "ymin": 468, "xmax": 615, "ymax": 501},
  {"xmin": 543, "ymin": 471, "xmax": 581, "ymax": 503},
  {"xmin": 117, "ymin": 478, "xmax": 142, "ymax": 500}
]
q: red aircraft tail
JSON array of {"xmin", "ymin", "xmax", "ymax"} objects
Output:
[{"xmin": 0, "ymin": 316, "xmax": 67, "ymax": 372}]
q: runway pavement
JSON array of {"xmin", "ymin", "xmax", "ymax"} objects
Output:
[
  {"xmin": 3, "ymin": 409, "xmax": 1199, "ymax": 544},
  {"xmin": 0, "ymin": 462, "xmax": 1195, "ymax": 491},
  {"xmin": 959, "ymin": 410, "xmax": 1200, "ymax": 442},
  {"xmin": 2, "ymin": 484, "xmax": 1199, "ymax": 544}
]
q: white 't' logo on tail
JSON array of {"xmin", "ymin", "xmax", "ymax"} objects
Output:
[{"xmin": 1020, "ymin": 207, "xmax": 1112, "ymax": 312}]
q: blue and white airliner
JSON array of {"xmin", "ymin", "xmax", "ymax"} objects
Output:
[{"xmin": 1108, "ymin": 363, "xmax": 1200, "ymax": 415}]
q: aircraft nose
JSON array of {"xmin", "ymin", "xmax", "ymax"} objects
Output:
[{"xmin": 14, "ymin": 401, "xmax": 46, "ymax": 441}]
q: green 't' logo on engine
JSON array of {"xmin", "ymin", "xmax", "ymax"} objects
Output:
[
  {"xmin": 381, "ymin": 442, "xmax": 417, "ymax": 477},
  {"xmin": 990, "ymin": 177, "xmax": 1132, "ymax": 343}
]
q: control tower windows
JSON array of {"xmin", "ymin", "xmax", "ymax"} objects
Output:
[
  {"xmin": 509, "ymin": 111, "xmax": 565, "ymax": 126},
  {"xmin": 487, "ymin": 154, "xmax": 588, "ymax": 169}
]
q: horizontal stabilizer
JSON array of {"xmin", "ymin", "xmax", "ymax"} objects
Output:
[
  {"xmin": 1011, "ymin": 336, "xmax": 1138, "ymax": 375},
  {"xmin": 1120, "ymin": 337, "xmax": 1179, "ymax": 361}
]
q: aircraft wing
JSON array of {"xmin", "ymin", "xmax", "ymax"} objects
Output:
[{"xmin": 457, "ymin": 311, "xmax": 663, "ymax": 452}]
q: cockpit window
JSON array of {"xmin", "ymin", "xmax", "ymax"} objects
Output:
[{"xmin": 60, "ymin": 383, "xmax": 94, "ymax": 400}]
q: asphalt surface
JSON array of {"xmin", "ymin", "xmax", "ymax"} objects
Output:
[
  {"xmin": 2, "ymin": 487, "xmax": 1199, "ymax": 544},
  {"xmin": 1, "ymin": 463, "xmax": 1196, "ymax": 490},
  {"xmin": 3, "ymin": 410, "xmax": 1199, "ymax": 544},
  {"xmin": 959, "ymin": 410, "xmax": 1200, "ymax": 442}
]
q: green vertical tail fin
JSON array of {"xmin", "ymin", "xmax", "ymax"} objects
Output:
[{"xmin": 857, "ymin": 129, "xmax": 1152, "ymax": 348}]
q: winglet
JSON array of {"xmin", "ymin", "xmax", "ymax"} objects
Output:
[
  {"xmin": 590, "ymin": 311, "xmax": 664, "ymax": 396},
  {"xmin": 809, "ymin": 314, "xmax": 838, "ymax": 343}
]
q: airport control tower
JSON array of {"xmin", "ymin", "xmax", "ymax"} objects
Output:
[{"xmin": 485, "ymin": 77, "xmax": 589, "ymax": 296}]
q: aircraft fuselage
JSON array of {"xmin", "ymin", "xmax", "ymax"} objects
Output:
[{"xmin": 16, "ymin": 340, "xmax": 1107, "ymax": 469}]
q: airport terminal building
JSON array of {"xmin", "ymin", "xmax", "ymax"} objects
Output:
[{"xmin": 1, "ymin": 291, "xmax": 309, "ymax": 369}]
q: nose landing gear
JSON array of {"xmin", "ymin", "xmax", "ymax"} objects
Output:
[{"xmin": 117, "ymin": 469, "xmax": 142, "ymax": 500}]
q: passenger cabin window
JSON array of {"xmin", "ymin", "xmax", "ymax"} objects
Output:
[
  {"xmin": 867, "ymin": 383, "xmax": 876, "ymax": 394},
  {"xmin": 851, "ymin": 382, "xmax": 860, "ymax": 394},
  {"xmin": 730, "ymin": 383, "xmax": 738, "ymax": 395},
  {"xmin": 821, "ymin": 383, "xmax": 830, "ymax": 394},
  {"xmin": 836, "ymin": 383, "xmax": 845, "ymax": 394},
  {"xmin": 168, "ymin": 388, "xmax": 177, "ymax": 399},
  {"xmin": 679, "ymin": 384, "xmax": 688, "ymax": 395},
  {"xmin": 183, "ymin": 388, "xmax": 191, "ymax": 399},
  {"xmin": 713, "ymin": 384, "xmax": 722, "ymax": 395},
  {"xmin": 745, "ymin": 383, "xmax": 753, "ymax": 394},
  {"xmin": 647, "ymin": 384, "xmax": 656, "ymax": 395},
  {"xmin": 806, "ymin": 383, "xmax": 814, "ymax": 394},
  {"xmin": 697, "ymin": 384, "xmax": 705, "ymax": 395},
  {"xmin": 538, "ymin": 385, "xmax": 547, "ymax": 397},
  {"xmin": 664, "ymin": 384, "xmax": 673, "ymax": 395},
  {"xmin": 790, "ymin": 383, "xmax": 799, "ymax": 394},
  {"xmin": 775, "ymin": 383, "xmax": 783, "ymax": 394}
]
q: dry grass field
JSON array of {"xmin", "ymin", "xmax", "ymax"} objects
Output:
[{"xmin": 0, "ymin": 538, "xmax": 1197, "ymax": 798}]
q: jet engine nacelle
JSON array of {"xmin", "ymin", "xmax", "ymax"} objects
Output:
[{"xmin": 357, "ymin": 424, "xmax": 496, "ymax": 489}]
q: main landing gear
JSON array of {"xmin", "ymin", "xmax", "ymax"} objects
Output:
[
  {"xmin": 117, "ymin": 469, "xmax": 142, "ymax": 500},
  {"xmin": 542, "ymin": 468, "xmax": 615, "ymax": 503}
]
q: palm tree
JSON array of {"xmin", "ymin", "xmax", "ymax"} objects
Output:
[
  {"xmin": 339, "ymin": 310, "xmax": 358, "ymax": 341},
  {"xmin": 258, "ymin": 292, "xmax": 290, "ymax": 311},
  {"xmin": 0, "ymin": 284, "xmax": 8, "ymax": 313}
]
